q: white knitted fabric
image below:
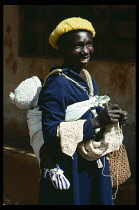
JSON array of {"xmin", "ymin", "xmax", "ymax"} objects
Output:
[
  {"xmin": 78, "ymin": 122, "xmax": 123, "ymax": 161},
  {"xmin": 57, "ymin": 120, "xmax": 86, "ymax": 157},
  {"xmin": 9, "ymin": 76, "xmax": 42, "ymax": 109}
]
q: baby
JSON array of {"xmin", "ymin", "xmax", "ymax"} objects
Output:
[{"xmin": 9, "ymin": 75, "xmax": 70, "ymax": 190}]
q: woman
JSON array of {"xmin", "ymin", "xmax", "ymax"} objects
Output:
[{"xmin": 38, "ymin": 17, "xmax": 128, "ymax": 205}]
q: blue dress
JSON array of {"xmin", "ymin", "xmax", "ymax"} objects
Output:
[{"xmin": 38, "ymin": 67, "xmax": 114, "ymax": 205}]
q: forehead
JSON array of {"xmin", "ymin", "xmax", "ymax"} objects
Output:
[{"xmin": 68, "ymin": 31, "xmax": 92, "ymax": 43}]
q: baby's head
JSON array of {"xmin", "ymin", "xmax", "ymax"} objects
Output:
[{"xmin": 9, "ymin": 76, "xmax": 43, "ymax": 109}]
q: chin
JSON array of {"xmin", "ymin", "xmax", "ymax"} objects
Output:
[{"xmin": 80, "ymin": 62, "xmax": 88, "ymax": 68}]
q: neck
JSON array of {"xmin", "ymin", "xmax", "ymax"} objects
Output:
[
  {"xmin": 61, "ymin": 62, "xmax": 84, "ymax": 75},
  {"xmin": 61, "ymin": 62, "xmax": 88, "ymax": 84}
]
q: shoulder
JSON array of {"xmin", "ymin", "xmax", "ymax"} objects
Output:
[
  {"xmin": 46, "ymin": 73, "xmax": 69, "ymax": 87},
  {"xmin": 39, "ymin": 72, "xmax": 69, "ymax": 99},
  {"xmin": 44, "ymin": 67, "xmax": 70, "ymax": 87}
]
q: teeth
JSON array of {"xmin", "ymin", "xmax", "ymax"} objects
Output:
[
  {"xmin": 80, "ymin": 58, "xmax": 89, "ymax": 62},
  {"xmin": 80, "ymin": 58, "xmax": 88, "ymax": 60}
]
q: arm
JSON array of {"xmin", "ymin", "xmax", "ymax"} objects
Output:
[{"xmin": 91, "ymin": 77, "xmax": 128, "ymax": 129}]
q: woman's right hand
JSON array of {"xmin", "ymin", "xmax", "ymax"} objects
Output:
[{"xmin": 91, "ymin": 104, "xmax": 127, "ymax": 129}]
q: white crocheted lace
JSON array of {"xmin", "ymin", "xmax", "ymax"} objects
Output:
[
  {"xmin": 57, "ymin": 120, "xmax": 86, "ymax": 157},
  {"xmin": 78, "ymin": 122, "xmax": 123, "ymax": 161}
]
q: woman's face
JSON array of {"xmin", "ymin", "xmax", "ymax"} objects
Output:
[{"xmin": 60, "ymin": 30, "xmax": 94, "ymax": 72}]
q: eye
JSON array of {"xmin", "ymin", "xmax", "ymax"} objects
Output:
[
  {"xmin": 74, "ymin": 45, "xmax": 82, "ymax": 49},
  {"xmin": 87, "ymin": 43, "xmax": 93, "ymax": 48}
]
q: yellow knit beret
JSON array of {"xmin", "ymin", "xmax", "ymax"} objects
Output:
[{"xmin": 49, "ymin": 17, "xmax": 96, "ymax": 50}]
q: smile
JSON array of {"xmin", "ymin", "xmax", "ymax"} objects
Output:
[{"xmin": 80, "ymin": 57, "xmax": 90, "ymax": 63}]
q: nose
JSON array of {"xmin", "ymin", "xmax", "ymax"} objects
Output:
[{"xmin": 81, "ymin": 45, "xmax": 89, "ymax": 55}]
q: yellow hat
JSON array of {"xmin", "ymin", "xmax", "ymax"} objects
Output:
[{"xmin": 49, "ymin": 17, "xmax": 96, "ymax": 50}]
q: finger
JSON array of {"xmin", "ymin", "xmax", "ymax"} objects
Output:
[
  {"xmin": 119, "ymin": 111, "xmax": 128, "ymax": 119},
  {"xmin": 119, "ymin": 117, "xmax": 128, "ymax": 124},
  {"xmin": 111, "ymin": 118, "xmax": 119, "ymax": 123},
  {"xmin": 121, "ymin": 116, "xmax": 128, "ymax": 121},
  {"xmin": 108, "ymin": 104, "xmax": 121, "ymax": 110},
  {"xmin": 120, "ymin": 121, "xmax": 127, "ymax": 126},
  {"xmin": 123, "ymin": 111, "xmax": 128, "ymax": 117},
  {"xmin": 117, "ymin": 115, "xmax": 128, "ymax": 126},
  {"xmin": 109, "ymin": 113, "xmax": 121, "ymax": 119},
  {"xmin": 109, "ymin": 110, "xmax": 126, "ymax": 116}
]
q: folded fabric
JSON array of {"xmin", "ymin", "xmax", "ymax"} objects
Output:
[
  {"xmin": 44, "ymin": 164, "xmax": 70, "ymax": 190},
  {"xmin": 65, "ymin": 95, "xmax": 110, "ymax": 121},
  {"xmin": 27, "ymin": 107, "xmax": 44, "ymax": 165}
]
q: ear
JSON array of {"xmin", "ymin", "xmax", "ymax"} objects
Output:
[
  {"xmin": 59, "ymin": 45, "xmax": 69, "ymax": 58},
  {"xmin": 58, "ymin": 47, "xmax": 65, "ymax": 57}
]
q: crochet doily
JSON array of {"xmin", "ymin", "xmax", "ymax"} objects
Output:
[{"xmin": 57, "ymin": 120, "xmax": 86, "ymax": 157}]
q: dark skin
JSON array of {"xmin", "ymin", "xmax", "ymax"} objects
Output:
[
  {"xmin": 60, "ymin": 30, "xmax": 94, "ymax": 74},
  {"xmin": 40, "ymin": 30, "xmax": 128, "ymax": 167}
]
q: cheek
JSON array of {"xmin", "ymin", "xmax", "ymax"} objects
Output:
[
  {"xmin": 72, "ymin": 48, "xmax": 80, "ymax": 55},
  {"xmin": 68, "ymin": 49, "xmax": 79, "ymax": 59},
  {"xmin": 90, "ymin": 47, "xmax": 94, "ymax": 55}
]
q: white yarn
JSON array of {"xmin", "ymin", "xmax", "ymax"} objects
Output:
[
  {"xmin": 78, "ymin": 122, "xmax": 123, "ymax": 161},
  {"xmin": 9, "ymin": 76, "xmax": 42, "ymax": 109}
]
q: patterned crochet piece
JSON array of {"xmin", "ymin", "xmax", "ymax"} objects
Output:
[
  {"xmin": 57, "ymin": 120, "xmax": 86, "ymax": 157},
  {"xmin": 9, "ymin": 76, "xmax": 42, "ymax": 109}
]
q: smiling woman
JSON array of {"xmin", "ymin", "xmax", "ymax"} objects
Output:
[
  {"xmin": 57, "ymin": 30, "xmax": 94, "ymax": 74},
  {"xmin": 28, "ymin": 17, "xmax": 128, "ymax": 205}
]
